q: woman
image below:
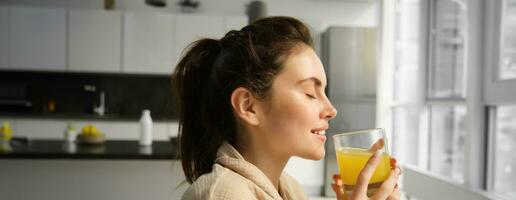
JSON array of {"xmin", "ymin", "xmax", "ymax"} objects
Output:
[{"xmin": 172, "ymin": 16, "xmax": 401, "ymax": 200}]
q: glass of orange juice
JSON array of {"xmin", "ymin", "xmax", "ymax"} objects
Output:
[{"xmin": 333, "ymin": 128, "xmax": 391, "ymax": 196}]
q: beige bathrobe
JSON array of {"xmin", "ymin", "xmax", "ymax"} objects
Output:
[{"xmin": 181, "ymin": 142, "xmax": 308, "ymax": 200}]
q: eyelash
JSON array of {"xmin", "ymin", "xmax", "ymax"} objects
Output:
[{"xmin": 306, "ymin": 94, "xmax": 317, "ymax": 99}]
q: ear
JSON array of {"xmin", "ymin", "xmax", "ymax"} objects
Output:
[{"xmin": 230, "ymin": 87, "xmax": 260, "ymax": 126}]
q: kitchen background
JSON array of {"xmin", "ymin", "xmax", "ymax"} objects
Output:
[{"xmin": 1, "ymin": 0, "xmax": 516, "ymax": 200}]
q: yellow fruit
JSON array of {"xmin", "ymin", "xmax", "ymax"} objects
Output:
[
  {"xmin": 0, "ymin": 122, "xmax": 13, "ymax": 140},
  {"xmin": 82, "ymin": 126, "xmax": 88, "ymax": 135},
  {"xmin": 81, "ymin": 124, "xmax": 103, "ymax": 137}
]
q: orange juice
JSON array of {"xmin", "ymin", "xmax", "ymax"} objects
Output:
[{"xmin": 336, "ymin": 147, "xmax": 391, "ymax": 187}]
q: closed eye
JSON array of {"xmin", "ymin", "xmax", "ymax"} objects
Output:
[{"xmin": 306, "ymin": 93, "xmax": 316, "ymax": 99}]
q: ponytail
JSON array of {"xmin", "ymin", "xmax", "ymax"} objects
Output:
[{"xmin": 172, "ymin": 39, "xmax": 224, "ymax": 184}]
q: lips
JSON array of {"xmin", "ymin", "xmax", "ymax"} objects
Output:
[
  {"xmin": 311, "ymin": 129, "xmax": 327, "ymax": 143},
  {"xmin": 311, "ymin": 125, "xmax": 328, "ymax": 136},
  {"xmin": 310, "ymin": 129, "xmax": 326, "ymax": 136}
]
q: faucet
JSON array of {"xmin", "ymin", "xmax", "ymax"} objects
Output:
[
  {"xmin": 93, "ymin": 91, "xmax": 105, "ymax": 116},
  {"xmin": 84, "ymin": 85, "xmax": 106, "ymax": 116}
]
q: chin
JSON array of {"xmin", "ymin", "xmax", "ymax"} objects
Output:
[{"xmin": 301, "ymin": 147, "xmax": 326, "ymax": 160}]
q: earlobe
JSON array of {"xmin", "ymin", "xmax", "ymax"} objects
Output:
[{"xmin": 230, "ymin": 87, "xmax": 260, "ymax": 126}]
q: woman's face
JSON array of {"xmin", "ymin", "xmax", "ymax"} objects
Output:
[{"xmin": 256, "ymin": 44, "xmax": 337, "ymax": 160}]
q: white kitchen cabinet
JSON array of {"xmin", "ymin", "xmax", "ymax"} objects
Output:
[
  {"xmin": 9, "ymin": 6, "xmax": 66, "ymax": 71},
  {"xmin": 15, "ymin": 119, "xmax": 67, "ymax": 139},
  {"xmin": 14, "ymin": 118, "xmax": 170, "ymax": 141},
  {"xmin": 224, "ymin": 16, "xmax": 247, "ymax": 33},
  {"xmin": 173, "ymin": 14, "xmax": 225, "ymax": 65},
  {"xmin": 167, "ymin": 122, "xmax": 179, "ymax": 138},
  {"xmin": 153, "ymin": 122, "xmax": 170, "ymax": 140},
  {"xmin": 68, "ymin": 9, "xmax": 122, "ymax": 73},
  {"xmin": 123, "ymin": 12, "xmax": 174, "ymax": 75},
  {"xmin": 0, "ymin": 6, "xmax": 8, "ymax": 69}
]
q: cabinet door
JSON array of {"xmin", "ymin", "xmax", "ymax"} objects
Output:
[
  {"xmin": 68, "ymin": 9, "xmax": 122, "ymax": 73},
  {"xmin": 15, "ymin": 119, "xmax": 67, "ymax": 139},
  {"xmin": 0, "ymin": 6, "xmax": 8, "ymax": 69},
  {"xmin": 167, "ymin": 122, "xmax": 179, "ymax": 138},
  {"xmin": 173, "ymin": 15, "xmax": 224, "ymax": 66},
  {"xmin": 9, "ymin": 6, "xmax": 66, "ymax": 71},
  {"xmin": 123, "ymin": 12, "xmax": 174, "ymax": 75}
]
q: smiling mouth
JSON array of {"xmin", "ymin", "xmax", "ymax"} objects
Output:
[{"xmin": 311, "ymin": 130, "xmax": 326, "ymax": 136}]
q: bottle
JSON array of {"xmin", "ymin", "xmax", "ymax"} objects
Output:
[
  {"xmin": 64, "ymin": 122, "xmax": 77, "ymax": 143},
  {"xmin": 139, "ymin": 109, "xmax": 153, "ymax": 146}
]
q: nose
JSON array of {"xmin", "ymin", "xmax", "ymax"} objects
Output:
[{"xmin": 321, "ymin": 98, "xmax": 337, "ymax": 120}]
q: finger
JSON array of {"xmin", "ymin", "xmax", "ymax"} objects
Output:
[
  {"xmin": 369, "ymin": 138, "xmax": 385, "ymax": 153},
  {"xmin": 353, "ymin": 150, "xmax": 383, "ymax": 197},
  {"xmin": 333, "ymin": 174, "xmax": 343, "ymax": 187},
  {"xmin": 373, "ymin": 167, "xmax": 401, "ymax": 200},
  {"xmin": 333, "ymin": 174, "xmax": 341, "ymax": 182},
  {"xmin": 390, "ymin": 157, "xmax": 397, "ymax": 169},
  {"xmin": 332, "ymin": 183, "xmax": 348, "ymax": 200},
  {"xmin": 386, "ymin": 185, "xmax": 401, "ymax": 200},
  {"xmin": 332, "ymin": 174, "xmax": 349, "ymax": 200},
  {"xmin": 331, "ymin": 174, "xmax": 346, "ymax": 200}
]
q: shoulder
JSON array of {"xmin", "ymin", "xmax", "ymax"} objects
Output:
[
  {"xmin": 209, "ymin": 171, "xmax": 257, "ymax": 199},
  {"xmin": 181, "ymin": 164, "xmax": 257, "ymax": 200},
  {"xmin": 281, "ymin": 173, "xmax": 303, "ymax": 189},
  {"xmin": 280, "ymin": 173, "xmax": 308, "ymax": 200}
]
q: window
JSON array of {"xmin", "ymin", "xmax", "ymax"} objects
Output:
[
  {"xmin": 500, "ymin": 0, "xmax": 516, "ymax": 80},
  {"xmin": 493, "ymin": 105, "xmax": 516, "ymax": 199},
  {"xmin": 428, "ymin": 104, "xmax": 466, "ymax": 183},
  {"xmin": 426, "ymin": 0, "xmax": 467, "ymax": 183},
  {"xmin": 428, "ymin": 0, "xmax": 467, "ymax": 98},
  {"xmin": 486, "ymin": 1, "xmax": 516, "ymax": 198},
  {"xmin": 392, "ymin": 0, "xmax": 468, "ymax": 183},
  {"xmin": 392, "ymin": 0, "xmax": 423, "ymax": 166},
  {"xmin": 390, "ymin": 0, "xmax": 516, "ymax": 198}
]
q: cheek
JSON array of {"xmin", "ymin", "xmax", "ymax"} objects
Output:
[{"xmin": 267, "ymin": 96, "xmax": 317, "ymax": 134}]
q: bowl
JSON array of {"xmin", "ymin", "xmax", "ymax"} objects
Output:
[{"xmin": 77, "ymin": 133, "xmax": 105, "ymax": 145}]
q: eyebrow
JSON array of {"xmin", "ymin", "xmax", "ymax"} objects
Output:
[{"xmin": 297, "ymin": 77, "xmax": 324, "ymax": 87}]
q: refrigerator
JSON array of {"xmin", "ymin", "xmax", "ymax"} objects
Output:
[{"xmin": 321, "ymin": 26, "xmax": 378, "ymax": 196}]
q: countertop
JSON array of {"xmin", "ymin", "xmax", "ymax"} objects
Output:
[{"xmin": 0, "ymin": 138, "xmax": 178, "ymax": 160}]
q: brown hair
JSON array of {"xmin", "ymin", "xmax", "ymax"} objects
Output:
[{"xmin": 172, "ymin": 16, "xmax": 313, "ymax": 183}]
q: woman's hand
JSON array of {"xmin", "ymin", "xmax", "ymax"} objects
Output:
[{"xmin": 331, "ymin": 154, "xmax": 402, "ymax": 200}]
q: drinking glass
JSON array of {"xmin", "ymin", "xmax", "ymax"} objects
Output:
[{"xmin": 333, "ymin": 128, "xmax": 391, "ymax": 196}]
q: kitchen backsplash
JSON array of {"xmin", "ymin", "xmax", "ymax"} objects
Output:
[{"xmin": 0, "ymin": 70, "xmax": 177, "ymax": 119}]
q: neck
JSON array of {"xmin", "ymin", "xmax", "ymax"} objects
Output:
[{"xmin": 235, "ymin": 139, "xmax": 290, "ymax": 190}]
